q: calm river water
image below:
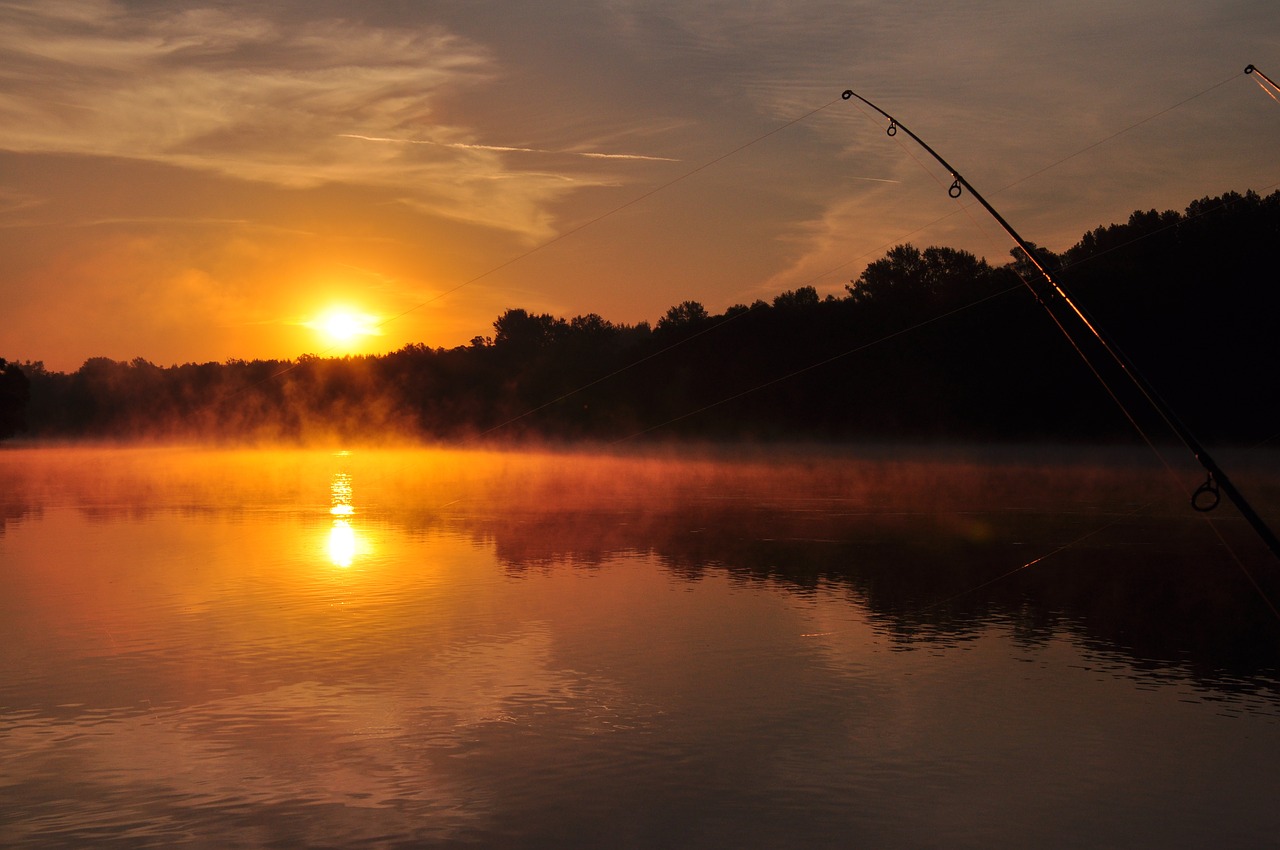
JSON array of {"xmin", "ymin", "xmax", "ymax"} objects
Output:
[{"xmin": 2, "ymin": 444, "xmax": 1279, "ymax": 849}]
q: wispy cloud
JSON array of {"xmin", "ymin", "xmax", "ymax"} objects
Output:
[
  {"xmin": 338, "ymin": 133, "xmax": 678, "ymax": 162},
  {"xmin": 0, "ymin": 215, "xmax": 319, "ymax": 236},
  {"xmin": 0, "ymin": 2, "xmax": 621, "ymax": 239}
]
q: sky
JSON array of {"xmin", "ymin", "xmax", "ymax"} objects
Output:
[{"xmin": 1, "ymin": 0, "xmax": 1277, "ymax": 371}]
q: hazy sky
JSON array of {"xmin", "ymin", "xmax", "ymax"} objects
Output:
[{"xmin": 2, "ymin": 0, "xmax": 1277, "ymax": 370}]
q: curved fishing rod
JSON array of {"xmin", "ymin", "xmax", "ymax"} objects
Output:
[{"xmin": 841, "ymin": 88, "xmax": 1280, "ymax": 562}]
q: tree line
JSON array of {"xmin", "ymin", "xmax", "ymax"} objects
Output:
[{"xmin": 3, "ymin": 189, "xmax": 1277, "ymax": 445}]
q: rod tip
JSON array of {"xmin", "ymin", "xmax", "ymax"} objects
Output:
[
  {"xmin": 1245, "ymin": 64, "xmax": 1256, "ymax": 74},
  {"xmin": 841, "ymin": 90, "xmax": 853, "ymax": 100}
]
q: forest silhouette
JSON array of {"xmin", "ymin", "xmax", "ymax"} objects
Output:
[{"xmin": 4, "ymin": 189, "xmax": 1277, "ymax": 445}]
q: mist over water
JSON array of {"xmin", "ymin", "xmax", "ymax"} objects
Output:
[{"xmin": 2, "ymin": 444, "xmax": 1279, "ymax": 848}]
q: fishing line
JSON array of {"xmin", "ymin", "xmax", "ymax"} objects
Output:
[
  {"xmin": 915, "ymin": 497, "xmax": 1280, "ymax": 622},
  {"xmin": 1052, "ymin": 180, "xmax": 1280, "ymax": 274},
  {"xmin": 479, "ymin": 303, "xmax": 767, "ymax": 436},
  {"xmin": 915, "ymin": 503, "xmax": 1155, "ymax": 615},
  {"xmin": 1246, "ymin": 64, "xmax": 1280, "ymax": 101},
  {"xmin": 1199, "ymin": 508, "xmax": 1280, "ymax": 620},
  {"xmin": 609, "ymin": 285, "xmax": 1014, "ymax": 443},
  {"xmin": 993, "ymin": 71, "xmax": 1243, "ymax": 197}
]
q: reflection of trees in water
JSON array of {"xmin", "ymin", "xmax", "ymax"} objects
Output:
[
  {"xmin": 331, "ymin": 445, "xmax": 1280, "ymax": 687},
  {"xmin": 0, "ymin": 499, "xmax": 41, "ymax": 537},
  {"xmin": 6, "ymin": 445, "xmax": 1278, "ymax": 688},
  {"xmin": 452, "ymin": 503, "xmax": 1280, "ymax": 689}
]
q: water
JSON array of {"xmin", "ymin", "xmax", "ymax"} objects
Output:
[{"xmin": 2, "ymin": 445, "xmax": 1279, "ymax": 849}]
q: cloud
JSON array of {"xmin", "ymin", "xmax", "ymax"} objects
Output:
[{"xmin": 0, "ymin": 2, "xmax": 638, "ymax": 239}]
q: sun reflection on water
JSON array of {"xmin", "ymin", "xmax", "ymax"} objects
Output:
[
  {"xmin": 328, "ymin": 520, "xmax": 357, "ymax": 568},
  {"xmin": 328, "ymin": 463, "xmax": 360, "ymax": 568}
]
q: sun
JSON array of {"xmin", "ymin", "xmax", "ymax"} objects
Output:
[{"xmin": 305, "ymin": 307, "xmax": 382, "ymax": 348}]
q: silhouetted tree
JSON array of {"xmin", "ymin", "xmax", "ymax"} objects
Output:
[
  {"xmin": 847, "ymin": 244, "xmax": 999, "ymax": 311},
  {"xmin": 0, "ymin": 359, "xmax": 30, "ymax": 439},
  {"xmin": 655, "ymin": 300, "xmax": 709, "ymax": 335},
  {"xmin": 492, "ymin": 309, "xmax": 566, "ymax": 352},
  {"xmin": 772, "ymin": 286, "xmax": 820, "ymax": 310},
  {"xmin": 10, "ymin": 188, "xmax": 1278, "ymax": 444},
  {"xmin": 1008, "ymin": 241, "xmax": 1062, "ymax": 279}
]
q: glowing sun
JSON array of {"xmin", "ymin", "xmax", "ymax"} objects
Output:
[{"xmin": 306, "ymin": 307, "xmax": 382, "ymax": 346}]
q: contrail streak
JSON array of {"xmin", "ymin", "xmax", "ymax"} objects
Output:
[{"xmin": 339, "ymin": 133, "xmax": 678, "ymax": 161}]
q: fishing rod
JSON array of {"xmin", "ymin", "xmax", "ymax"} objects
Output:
[
  {"xmin": 841, "ymin": 88, "xmax": 1280, "ymax": 562},
  {"xmin": 1245, "ymin": 64, "xmax": 1279, "ymax": 92}
]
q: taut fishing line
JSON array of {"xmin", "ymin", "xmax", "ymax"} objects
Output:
[
  {"xmin": 609, "ymin": 285, "xmax": 1015, "ymax": 442},
  {"xmin": 1246, "ymin": 64, "xmax": 1280, "ymax": 102},
  {"xmin": 994, "ymin": 71, "xmax": 1242, "ymax": 197},
  {"xmin": 916, "ymin": 504, "xmax": 1151, "ymax": 616}
]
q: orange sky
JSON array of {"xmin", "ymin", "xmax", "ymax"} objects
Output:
[{"xmin": 2, "ymin": 1, "xmax": 1278, "ymax": 371}]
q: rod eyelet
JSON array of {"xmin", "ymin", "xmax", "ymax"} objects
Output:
[{"xmin": 1192, "ymin": 475, "xmax": 1221, "ymax": 512}]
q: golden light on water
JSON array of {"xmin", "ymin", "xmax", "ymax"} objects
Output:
[
  {"xmin": 327, "ymin": 467, "xmax": 359, "ymax": 568},
  {"xmin": 328, "ymin": 520, "xmax": 357, "ymax": 568},
  {"xmin": 331, "ymin": 470, "xmax": 353, "ymax": 510}
]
